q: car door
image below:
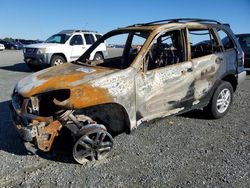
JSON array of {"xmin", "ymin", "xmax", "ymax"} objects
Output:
[
  {"xmin": 70, "ymin": 34, "xmax": 85, "ymax": 61},
  {"xmin": 187, "ymin": 27, "xmax": 225, "ymax": 103},
  {"xmin": 135, "ymin": 29, "xmax": 195, "ymax": 123}
]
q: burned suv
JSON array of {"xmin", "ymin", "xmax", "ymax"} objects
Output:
[{"xmin": 11, "ymin": 19, "xmax": 246, "ymax": 164}]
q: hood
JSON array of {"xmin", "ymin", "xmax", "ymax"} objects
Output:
[
  {"xmin": 24, "ymin": 43, "xmax": 64, "ymax": 49},
  {"xmin": 16, "ymin": 63, "xmax": 117, "ymax": 97}
]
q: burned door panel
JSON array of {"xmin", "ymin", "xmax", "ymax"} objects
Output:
[
  {"xmin": 135, "ymin": 29, "xmax": 195, "ymax": 123},
  {"xmin": 136, "ymin": 62, "xmax": 194, "ymax": 120},
  {"xmin": 188, "ymin": 28, "xmax": 223, "ymax": 102},
  {"xmin": 192, "ymin": 54, "xmax": 221, "ymax": 100},
  {"xmin": 136, "ymin": 61, "xmax": 194, "ymax": 122}
]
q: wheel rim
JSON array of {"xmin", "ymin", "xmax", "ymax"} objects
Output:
[
  {"xmin": 73, "ymin": 130, "xmax": 113, "ymax": 164},
  {"xmin": 94, "ymin": 55, "xmax": 102, "ymax": 61},
  {"xmin": 216, "ymin": 88, "xmax": 231, "ymax": 114},
  {"xmin": 54, "ymin": 58, "xmax": 64, "ymax": 66}
]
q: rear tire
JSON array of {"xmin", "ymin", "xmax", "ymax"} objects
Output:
[
  {"xmin": 50, "ymin": 55, "xmax": 66, "ymax": 66},
  {"xmin": 205, "ymin": 81, "xmax": 233, "ymax": 119}
]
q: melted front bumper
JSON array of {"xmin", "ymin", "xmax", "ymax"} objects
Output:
[{"xmin": 10, "ymin": 96, "xmax": 62, "ymax": 152}]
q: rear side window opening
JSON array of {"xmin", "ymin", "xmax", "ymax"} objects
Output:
[
  {"xmin": 84, "ymin": 34, "xmax": 95, "ymax": 45},
  {"xmin": 217, "ymin": 29, "xmax": 235, "ymax": 50},
  {"xmin": 188, "ymin": 29, "xmax": 220, "ymax": 59}
]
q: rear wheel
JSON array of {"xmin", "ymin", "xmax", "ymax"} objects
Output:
[
  {"xmin": 205, "ymin": 81, "xmax": 233, "ymax": 119},
  {"xmin": 50, "ymin": 55, "xmax": 65, "ymax": 66}
]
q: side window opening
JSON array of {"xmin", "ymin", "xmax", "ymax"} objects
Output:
[
  {"xmin": 70, "ymin": 35, "xmax": 83, "ymax": 45},
  {"xmin": 84, "ymin": 34, "xmax": 95, "ymax": 45},
  {"xmin": 146, "ymin": 30, "xmax": 185, "ymax": 71},
  {"xmin": 188, "ymin": 29, "xmax": 219, "ymax": 59},
  {"xmin": 92, "ymin": 31, "xmax": 148, "ymax": 69},
  {"xmin": 95, "ymin": 34, "xmax": 103, "ymax": 42},
  {"xmin": 217, "ymin": 29, "xmax": 235, "ymax": 50},
  {"xmin": 239, "ymin": 36, "xmax": 250, "ymax": 49}
]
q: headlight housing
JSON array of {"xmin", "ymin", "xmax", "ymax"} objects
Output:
[
  {"xmin": 37, "ymin": 48, "xmax": 47, "ymax": 54},
  {"xmin": 32, "ymin": 89, "xmax": 71, "ymax": 117}
]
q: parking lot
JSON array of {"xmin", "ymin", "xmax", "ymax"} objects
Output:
[{"xmin": 0, "ymin": 50, "xmax": 249, "ymax": 187}]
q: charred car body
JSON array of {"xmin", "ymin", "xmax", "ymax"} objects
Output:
[{"xmin": 10, "ymin": 19, "xmax": 246, "ymax": 164}]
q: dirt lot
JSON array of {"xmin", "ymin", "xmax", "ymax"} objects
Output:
[{"xmin": 0, "ymin": 50, "xmax": 249, "ymax": 187}]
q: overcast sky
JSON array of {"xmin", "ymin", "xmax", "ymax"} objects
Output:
[{"xmin": 0, "ymin": 0, "xmax": 249, "ymax": 40}]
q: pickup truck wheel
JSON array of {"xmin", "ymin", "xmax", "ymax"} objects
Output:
[
  {"xmin": 73, "ymin": 128, "xmax": 113, "ymax": 164},
  {"xmin": 205, "ymin": 81, "xmax": 233, "ymax": 119},
  {"xmin": 94, "ymin": 53, "xmax": 103, "ymax": 61},
  {"xmin": 50, "ymin": 55, "xmax": 65, "ymax": 66}
]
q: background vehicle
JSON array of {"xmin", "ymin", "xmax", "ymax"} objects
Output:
[
  {"xmin": 0, "ymin": 43, "xmax": 5, "ymax": 51},
  {"xmin": 15, "ymin": 39, "xmax": 43, "ymax": 45},
  {"xmin": 23, "ymin": 30, "xmax": 107, "ymax": 70},
  {"xmin": 11, "ymin": 19, "xmax": 246, "ymax": 164},
  {"xmin": 236, "ymin": 34, "xmax": 250, "ymax": 71},
  {"xmin": 0, "ymin": 40, "xmax": 22, "ymax": 50}
]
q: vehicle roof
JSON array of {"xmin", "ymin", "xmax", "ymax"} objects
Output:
[{"xmin": 117, "ymin": 18, "xmax": 231, "ymax": 32}]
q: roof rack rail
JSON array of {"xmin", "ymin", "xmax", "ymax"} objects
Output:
[
  {"xmin": 128, "ymin": 18, "xmax": 221, "ymax": 27},
  {"xmin": 59, "ymin": 30, "xmax": 98, "ymax": 34}
]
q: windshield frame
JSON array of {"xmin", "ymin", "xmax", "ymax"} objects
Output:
[{"xmin": 77, "ymin": 29, "xmax": 151, "ymax": 64}]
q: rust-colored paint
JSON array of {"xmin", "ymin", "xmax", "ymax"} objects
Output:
[
  {"xmin": 54, "ymin": 84, "xmax": 113, "ymax": 109},
  {"xmin": 36, "ymin": 120, "xmax": 62, "ymax": 151},
  {"xmin": 27, "ymin": 73, "xmax": 85, "ymax": 97},
  {"xmin": 22, "ymin": 64, "xmax": 110, "ymax": 98}
]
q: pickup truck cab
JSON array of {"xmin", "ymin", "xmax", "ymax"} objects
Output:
[{"xmin": 23, "ymin": 30, "xmax": 107, "ymax": 70}]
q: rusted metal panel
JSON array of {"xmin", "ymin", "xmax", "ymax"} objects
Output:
[{"xmin": 36, "ymin": 120, "xmax": 62, "ymax": 151}]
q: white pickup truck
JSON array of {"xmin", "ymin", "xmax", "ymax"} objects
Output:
[{"xmin": 23, "ymin": 30, "xmax": 107, "ymax": 70}]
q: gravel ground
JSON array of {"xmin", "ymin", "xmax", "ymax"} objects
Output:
[{"xmin": 0, "ymin": 50, "xmax": 249, "ymax": 187}]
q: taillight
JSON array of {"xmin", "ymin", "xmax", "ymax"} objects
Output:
[{"xmin": 242, "ymin": 51, "xmax": 245, "ymax": 66}]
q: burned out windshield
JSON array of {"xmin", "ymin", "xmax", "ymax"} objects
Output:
[
  {"xmin": 77, "ymin": 30, "xmax": 150, "ymax": 69},
  {"xmin": 45, "ymin": 34, "xmax": 71, "ymax": 44}
]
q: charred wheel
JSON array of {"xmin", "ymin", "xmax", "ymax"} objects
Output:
[{"xmin": 73, "ymin": 127, "xmax": 113, "ymax": 164}]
